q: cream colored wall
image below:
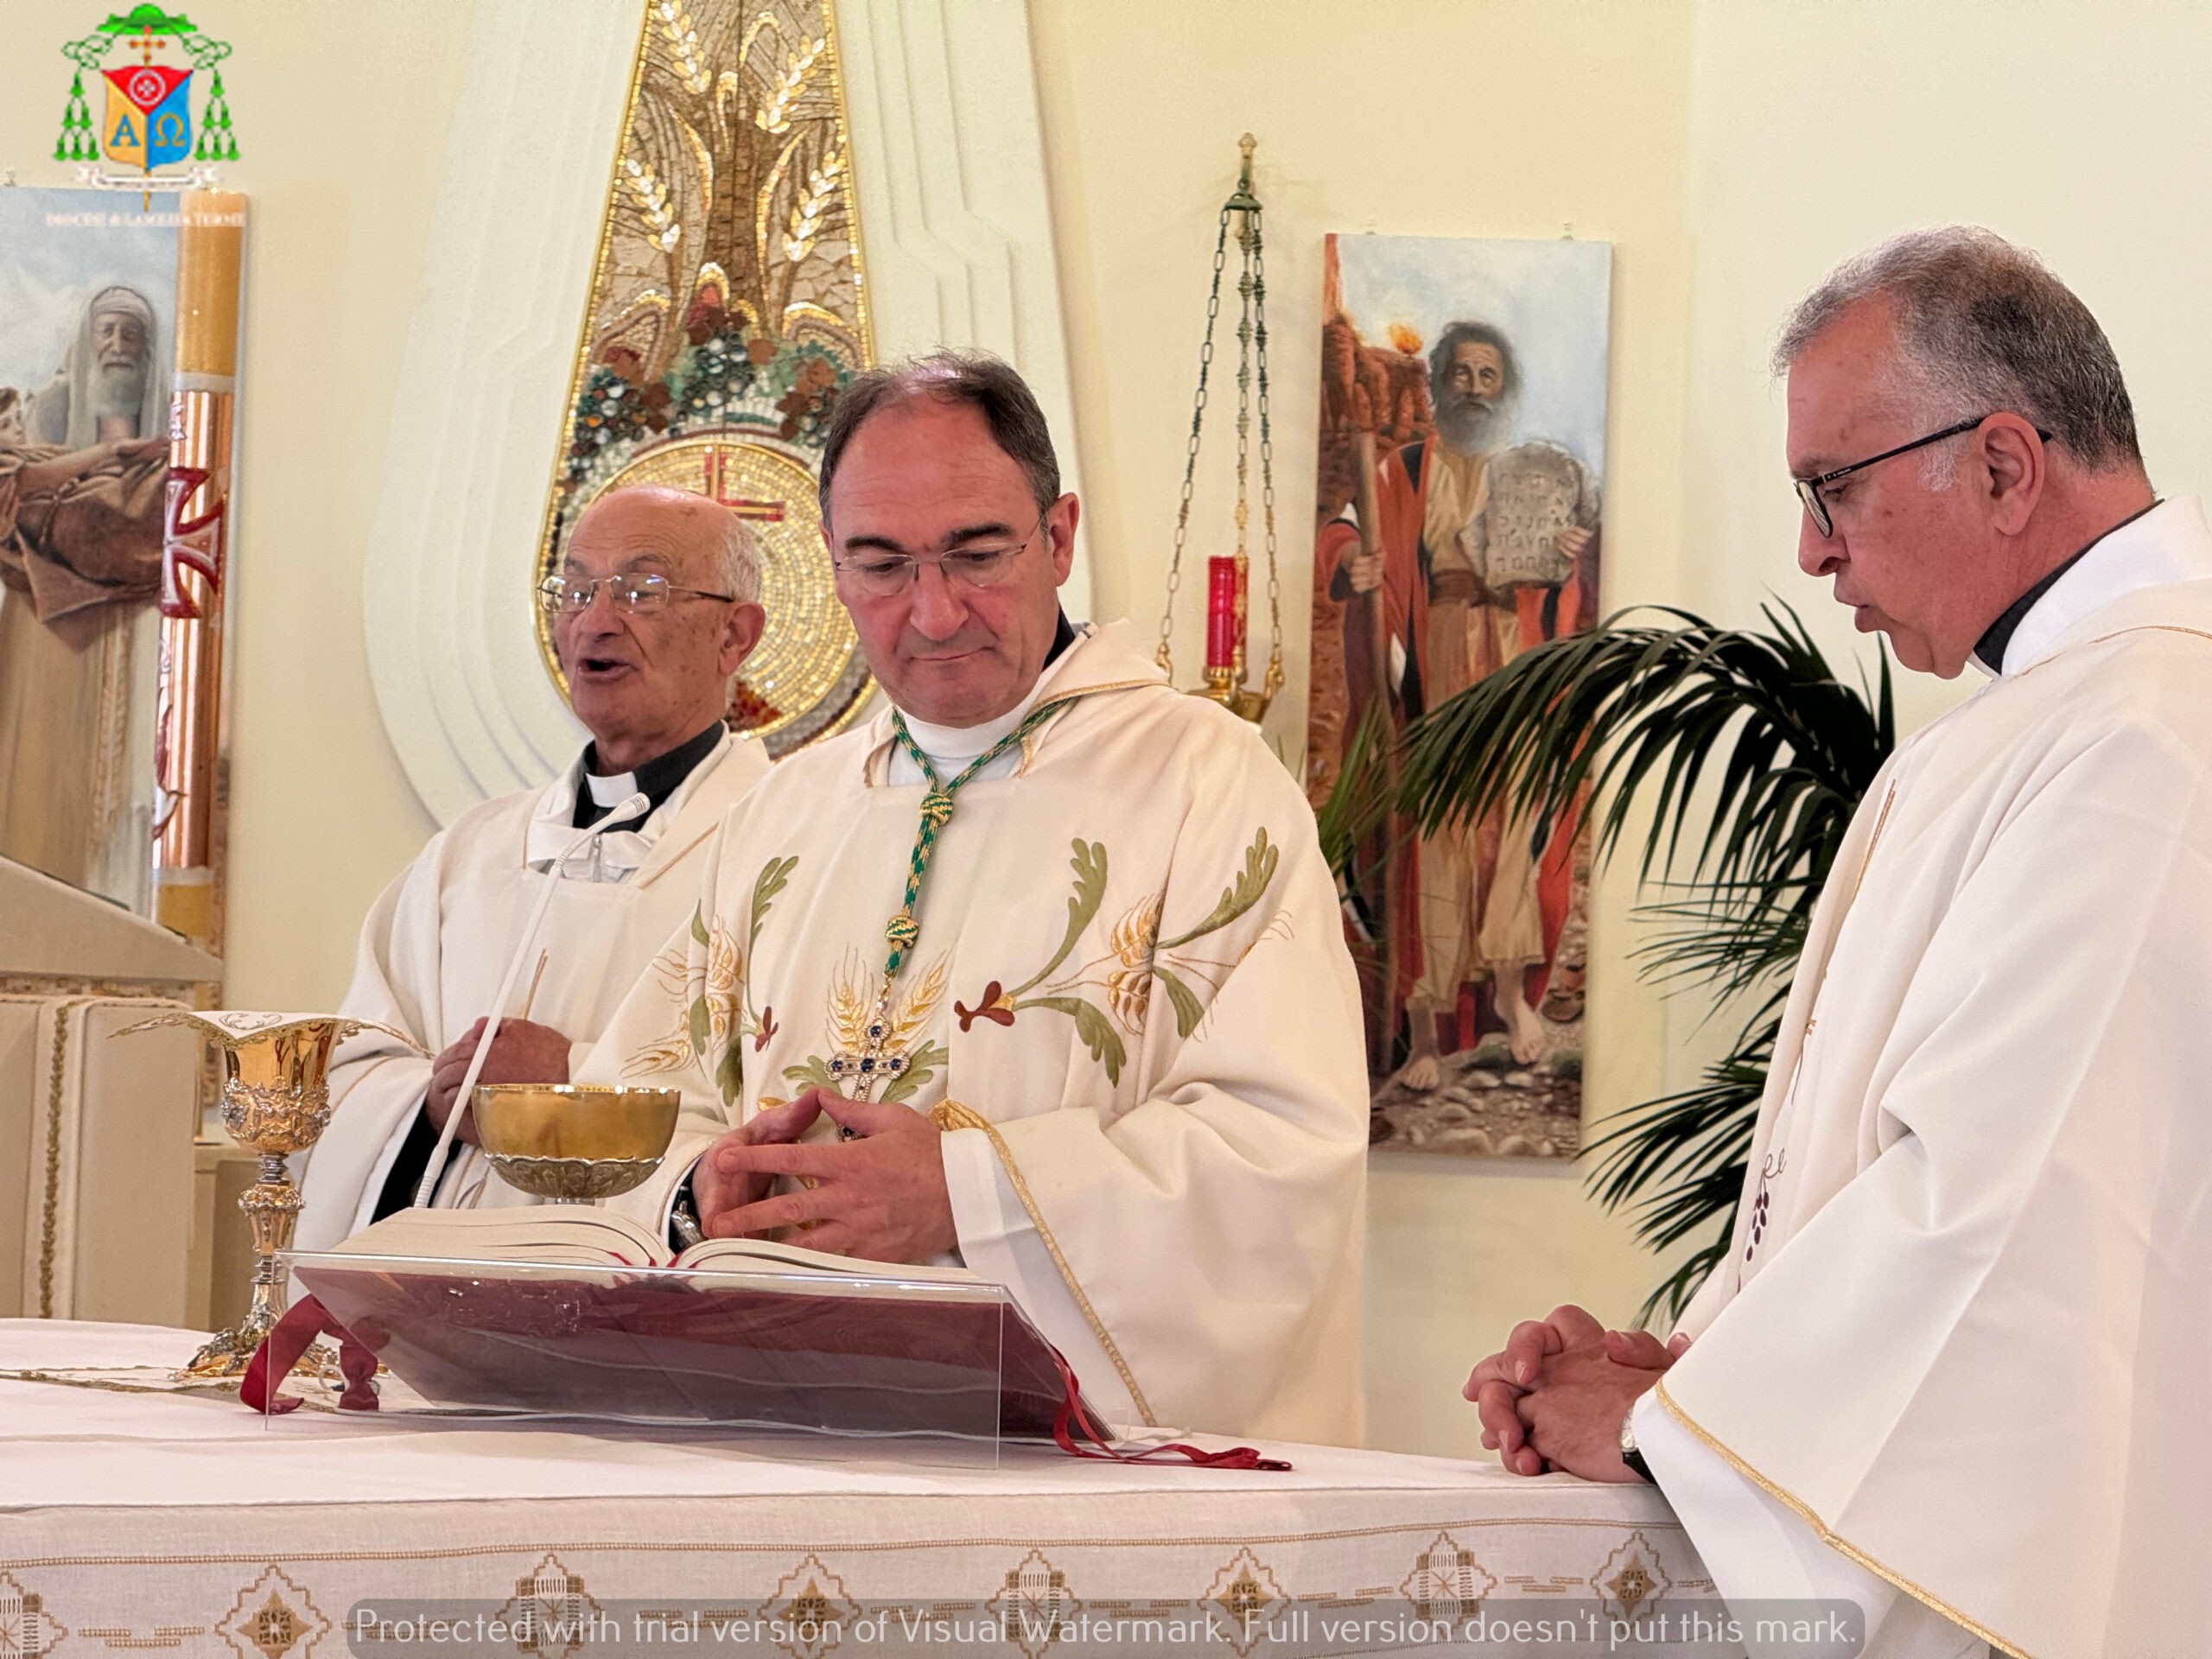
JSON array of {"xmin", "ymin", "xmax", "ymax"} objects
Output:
[
  {"xmin": 1028, "ymin": 0, "xmax": 1701, "ymax": 1457},
  {"xmin": 0, "ymin": 0, "xmax": 464, "ymax": 1012},
  {"xmin": 1678, "ymin": 0, "xmax": 2212, "ymax": 740}
]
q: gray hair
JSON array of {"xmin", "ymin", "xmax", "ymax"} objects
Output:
[
  {"xmin": 707, "ymin": 512, "xmax": 761, "ymax": 607},
  {"xmin": 817, "ymin": 349, "xmax": 1061, "ymax": 518},
  {"xmin": 1773, "ymin": 226, "xmax": 2141, "ymax": 474}
]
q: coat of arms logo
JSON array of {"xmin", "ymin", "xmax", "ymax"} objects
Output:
[{"xmin": 54, "ymin": 4, "xmax": 239, "ymax": 173}]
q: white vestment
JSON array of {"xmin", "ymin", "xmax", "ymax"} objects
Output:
[
  {"xmin": 581, "ymin": 622, "xmax": 1370, "ymax": 1444},
  {"xmin": 1647, "ymin": 497, "xmax": 2212, "ymax": 1659},
  {"xmin": 296, "ymin": 732, "xmax": 770, "ymax": 1251}
]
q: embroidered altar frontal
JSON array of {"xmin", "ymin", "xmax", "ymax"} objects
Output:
[{"xmin": 2, "ymin": 1325, "xmax": 1714, "ymax": 1658}]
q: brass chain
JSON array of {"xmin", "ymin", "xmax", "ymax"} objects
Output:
[
  {"xmin": 1157, "ymin": 200, "xmax": 1233, "ymax": 677},
  {"xmin": 1157, "ymin": 137, "xmax": 1281, "ymax": 703},
  {"xmin": 1251, "ymin": 207, "xmax": 1282, "ymax": 698}
]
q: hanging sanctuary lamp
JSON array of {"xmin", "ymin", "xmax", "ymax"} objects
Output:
[{"xmin": 1155, "ymin": 134, "xmax": 1282, "ymax": 723}]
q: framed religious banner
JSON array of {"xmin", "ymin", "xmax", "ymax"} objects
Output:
[
  {"xmin": 536, "ymin": 0, "xmax": 874, "ymax": 754},
  {"xmin": 1309, "ymin": 232, "xmax": 1612, "ymax": 1158},
  {"xmin": 0, "ymin": 184, "xmax": 245, "ymax": 946}
]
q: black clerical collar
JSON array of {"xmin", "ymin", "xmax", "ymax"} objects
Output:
[
  {"xmin": 1973, "ymin": 500, "xmax": 2161, "ymax": 674},
  {"xmin": 1046, "ymin": 607, "xmax": 1077, "ymax": 665},
  {"xmin": 571, "ymin": 721, "xmax": 725, "ymax": 828}
]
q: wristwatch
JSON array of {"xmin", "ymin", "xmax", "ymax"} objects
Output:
[
  {"xmin": 1618, "ymin": 1409, "xmax": 1656, "ymax": 1485},
  {"xmin": 667, "ymin": 1172, "xmax": 705, "ymax": 1249}
]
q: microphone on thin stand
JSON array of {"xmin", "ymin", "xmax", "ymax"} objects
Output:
[{"xmin": 410, "ymin": 791, "xmax": 652, "ymax": 1208}]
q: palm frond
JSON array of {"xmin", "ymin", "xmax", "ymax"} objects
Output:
[{"xmin": 1324, "ymin": 602, "xmax": 1892, "ymax": 1319}]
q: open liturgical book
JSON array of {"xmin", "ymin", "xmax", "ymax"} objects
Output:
[
  {"xmin": 330, "ymin": 1206, "xmax": 982, "ymax": 1280},
  {"xmin": 269, "ymin": 1209, "xmax": 1286, "ymax": 1468}
]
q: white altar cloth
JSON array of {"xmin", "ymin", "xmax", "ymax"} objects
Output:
[{"xmin": 0, "ymin": 1322, "xmax": 1720, "ymax": 1656}]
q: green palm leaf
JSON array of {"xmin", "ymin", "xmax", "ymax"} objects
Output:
[{"xmin": 1325, "ymin": 602, "xmax": 1892, "ymax": 1320}]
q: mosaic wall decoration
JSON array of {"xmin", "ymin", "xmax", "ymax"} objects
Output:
[{"xmin": 537, "ymin": 0, "xmax": 873, "ymax": 754}]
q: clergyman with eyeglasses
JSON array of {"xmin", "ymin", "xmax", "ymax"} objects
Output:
[
  {"xmin": 298, "ymin": 486, "xmax": 771, "ymax": 1248},
  {"xmin": 569, "ymin": 351, "xmax": 1370, "ymax": 1444},
  {"xmin": 1465, "ymin": 228, "xmax": 2210, "ymax": 1659}
]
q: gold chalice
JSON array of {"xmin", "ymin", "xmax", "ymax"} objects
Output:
[
  {"xmin": 472, "ymin": 1084, "xmax": 681, "ymax": 1203},
  {"xmin": 116, "ymin": 1009, "xmax": 420, "ymax": 1379}
]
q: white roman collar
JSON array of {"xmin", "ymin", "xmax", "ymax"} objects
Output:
[
  {"xmin": 1993, "ymin": 495, "xmax": 2212, "ymax": 677},
  {"xmin": 891, "ymin": 624, "xmax": 1096, "ymax": 772}
]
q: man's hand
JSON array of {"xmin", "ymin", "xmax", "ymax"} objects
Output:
[
  {"xmin": 689, "ymin": 1094, "xmax": 825, "ymax": 1217},
  {"xmin": 695, "ymin": 1088, "xmax": 957, "ymax": 1264},
  {"xmin": 424, "ymin": 1017, "xmax": 573, "ymax": 1144},
  {"xmin": 1465, "ymin": 1304, "xmax": 1685, "ymax": 1482},
  {"xmin": 1556, "ymin": 524, "xmax": 1595, "ymax": 560},
  {"xmin": 1338, "ymin": 542, "xmax": 1384, "ymax": 594}
]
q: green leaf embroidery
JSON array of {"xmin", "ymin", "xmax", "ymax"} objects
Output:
[
  {"xmin": 1008, "ymin": 840, "xmax": 1109, "ymax": 996},
  {"xmin": 882, "ymin": 1040, "xmax": 950, "ymax": 1104},
  {"xmin": 715, "ymin": 1037, "xmax": 745, "ymax": 1107},
  {"xmin": 1151, "ymin": 966, "xmax": 1207, "ymax": 1039},
  {"xmin": 749, "ymin": 855, "xmax": 797, "ymax": 948},
  {"xmin": 687, "ymin": 995, "xmax": 711, "ymax": 1064},
  {"xmin": 690, "ymin": 905, "xmax": 711, "ymax": 948},
  {"xmin": 1020, "ymin": 995, "xmax": 1127, "ymax": 1086},
  {"xmin": 782, "ymin": 1056, "xmax": 837, "ymax": 1090},
  {"xmin": 1157, "ymin": 828, "xmax": 1280, "ymax": 949}
]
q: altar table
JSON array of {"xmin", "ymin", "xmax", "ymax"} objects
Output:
[{"xmin": 0, "ymin": 1322, "xmax": 1722, "ymax": 1656}]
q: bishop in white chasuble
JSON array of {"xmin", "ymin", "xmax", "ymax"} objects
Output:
[{"xmin": 588, "ymin": 617, "xmax": 1370, "ymax": 1444}]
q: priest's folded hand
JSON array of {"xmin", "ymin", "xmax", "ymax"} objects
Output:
[
  {"xmin": 1464, "ymin": 1304, "xmax": 1678, "ymax": 1483},
  {"xmin": 423, "ymin": 1016, "xmax": 573, "ymax": 1143},
  {"xmin": 693, "ymin": 1087, "xmax": 958, "ymax": 1264}
]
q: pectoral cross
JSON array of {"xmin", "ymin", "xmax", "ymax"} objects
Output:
[{"xmin": 702, "ymin": 446, "xmax": 785, "ymax": 523}]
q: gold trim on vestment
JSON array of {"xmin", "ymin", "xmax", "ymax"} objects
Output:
[
  {"xmin": 1650, "ymin": 1380, "xmax": 2033, "ymax": 1659},
  {"xmin": 2017, "ymin": 621, "xmax": 2212, "ymax": 677},
  {"xmin": 929, "ymin": 1098, "xmax": 1158, "ymax": 1427}
]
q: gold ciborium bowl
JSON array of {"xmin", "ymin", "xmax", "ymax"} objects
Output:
[{"xmin": 473, "ymin": 1084, "xmax": 681, "ymax": 1203}]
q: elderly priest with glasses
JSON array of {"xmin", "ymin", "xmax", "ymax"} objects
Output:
[
  {"xmin": 1465, "ymin": 228, "xmax": 2212, "ymax": 1659},
  {"xmin": 297, "ymin": 487, "xmax": 771, "ymax": 1249},
  {"xmin": 568, "ymin": 352, "xmax": 1369, "ymax": 1444}
]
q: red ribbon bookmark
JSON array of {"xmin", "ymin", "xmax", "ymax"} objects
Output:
[
  {"xmin": 238, "ymin": 1294, "xmax": 380, "ymax": 1414},
  {"xmin": 1046, "ymin": 1348, "xmax": 1290, "ymax": 1471}
]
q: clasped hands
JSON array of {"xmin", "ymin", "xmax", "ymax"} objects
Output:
[
  {"xmin": 690, "ymin": 1087, "xmax": 957, "ymax": 1265},
  {"xmin": 1465, "ymin": 1303, "xmax": 1689, "ymax": 1484}
]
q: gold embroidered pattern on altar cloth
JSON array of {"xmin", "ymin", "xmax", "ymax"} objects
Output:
[
  {"xmin": 988, "ymin": 1551, "xmax": 1079, "ymax": 1659},
  {"xmin": 0, "ymin": 1571, "xmax": 68, "ymax": 1659},
  {"xmin": 1205, "ymin": 1548, "xmax": 1287, "ymax": 1657},
  {"xmin": 1591, "ymin": 1529, "xmax": 1675, "ymax": 1618},
  {"xmin": 497, "ymin": 1556, "xmax": 601, "ymax": 1659},
  {"xmin": 216, "ymin": 1567, "xmax": 328, "ymax": 1659},
  {"xmin": 1399, "ymin": 1532, "xmax": 1499, "ymax": 1622},
  {"xmin": 756, "ymin": 1556, "xmax": 858, "ymax": 1659}
]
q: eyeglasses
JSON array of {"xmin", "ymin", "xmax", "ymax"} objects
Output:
[
  {"xmin": 1792, "ymin": 414, "xmax": 2051, "ymax": 537},
  {"xmin": 831, "ymin": 511, "xmax": 1048, "ymax": 599},
  {"xmin": 537, "ymin": 571, "xmax": 737, "ymax": 617}
]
